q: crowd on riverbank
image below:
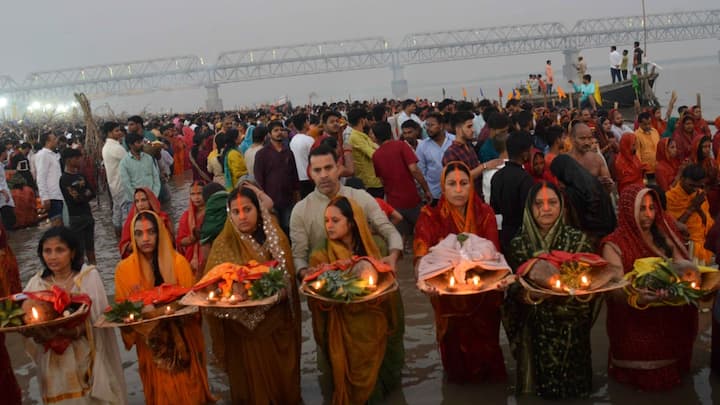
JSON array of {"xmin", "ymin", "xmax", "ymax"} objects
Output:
[{"xmin": 1, "ymin": 94, "xmax": 720, "ymax": 404}]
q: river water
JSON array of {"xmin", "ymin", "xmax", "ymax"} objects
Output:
[{"xmin": 7, "ymin": 173, "xmax": 720, "ymax": 404}]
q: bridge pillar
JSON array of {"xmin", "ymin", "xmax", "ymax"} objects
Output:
[
  {"xmin": 205, "ymin": 84, "xmax": 223, "ymax": 112},
  {"xmin": 562, "ymin": 49, "xmax": 581, "ymax": 82},
  {"xmin": 390, "ymin": 65, "xmax": 408, "ymax": 99}
]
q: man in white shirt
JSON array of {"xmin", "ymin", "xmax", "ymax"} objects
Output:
[
  {"xmin": 289, "ymin": 113, "xmax": 315, "ymax": 198},
  {"xmin": 395, "ymin": 99, "xmax": 422, "ymax": 139},
  {"xmin": 101, "ymin": 122, "xmax": 128, "ymax": 236},
  {"xmin": 609, "ymin": 46, "xmax": 622, "ymax": 84},
  {"xmin": 35, "ymin": 131, "xmax": 64, "ymax": 226},
  {"xmin": 610, "ymin": 110, "xmax": 634, "ymax": 141}
]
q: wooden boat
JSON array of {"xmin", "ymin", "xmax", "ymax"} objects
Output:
[{"xmin": 518, "ymin": 72, "xmax": 659, "ymax": 110}]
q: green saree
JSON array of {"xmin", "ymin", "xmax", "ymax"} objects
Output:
[{"xmin": 504, "ymin": 183, "xmax": 599, "ymax": 399}]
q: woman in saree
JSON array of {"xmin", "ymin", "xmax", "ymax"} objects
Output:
[
  {"xmin": 596, "ymin": 116, "xmax": 619, "ymax": 170},
  {"xmin": 691, "ymin": 135, "xmax": 720, "ymax": 217},
  {"xmin": 0, "ymin": 222, "xmax": 21, "ymax": 405},
  {"xmin": 24, "ymin": 227, "xmax": 126, "ymax": 404},
  {"xmin": 614, "ymin": 132, "xmax": 646, "ymax": 194},
  {"xmin": 655, "ymin": 138, "xmax": 682, "ymax": 192},
  {"xmin": 673, "ymin": 114, "xmax": 702, "ymax": 162},
  {"xmin": 308, "ymin": 195, "xmax": 404, "ymax": 404},
  {"xmin": 118, "ymin": 188, "xmax": 174, "ymax": 258},
  {"xmin": 203, "ymin": 185, "xmax": 301, "ymax": 404},
  {"xmin": 222, "ymin": 129, "xmax": 248, "ymax": 190},
  {"xmin": 504, "ymin": 181, "xmax": 596, "ymax": 398},
  {"xmin": 601, "ymin": 185, "xmax": 697, "ymax": 391},
  {"xmin": 114, "ymin": 211, "xmax": 214, "ymax": 405},
  {"xmin": 177, "ymin": 181, "xmax": 206, "ymax": 279},
  {"xmin": 413, "ymin": 161, "xmax": 506, "ymax": 383},
  {"xmin": 171, "ymin": 132, "xmax": 187, "ymax": 177}
]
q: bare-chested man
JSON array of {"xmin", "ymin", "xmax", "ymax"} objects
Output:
[{"xmin": 569, "ymin": 123, "xmax": 614, "ymax": 192}]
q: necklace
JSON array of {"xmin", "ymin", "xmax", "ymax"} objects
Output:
[{"xmin": 51, "ymin": 272, "xmax": 75, "ymax": 289}]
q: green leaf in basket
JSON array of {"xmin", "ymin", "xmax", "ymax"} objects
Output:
[{"xmin": 250, "ymin": 267, "xmax": 287, "ymax": 300}]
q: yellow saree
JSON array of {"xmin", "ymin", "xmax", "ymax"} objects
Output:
[
  {"xmin": 308, "ymin": 197, "xmax": 404, "ymax": 405},
  {"xmin": 203, "ymin": 201, "xmax": 301, "ymax": 405}
]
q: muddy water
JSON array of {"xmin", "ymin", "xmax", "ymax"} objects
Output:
[{"xmin": 7, "ymin": 173, "xmax": 720, "ymax": 404}]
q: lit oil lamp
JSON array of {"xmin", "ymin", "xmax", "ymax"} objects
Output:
[
  {"xmin": 228, "ymin": 294, "xmax": 240, "ymax": 305},
  {"xmin": 472, "ymin": 275, "xmax": 482, "ymax": 290},
  {"xmin": 207, "ymin": 290, "xmax": 219, "ymax": 303},
  {"xmin": 164, "ymin": 305, "xmax": 175, "ymax": 315},
  {"xmin": 124, "ymin": 313, "xmax": 136, "ymax": 324},
  {"xmin": 447, "ymin": 275, "xmax": 457, "ymax": 292},
  {"xmin": 366, "ymin": 275, "xmax": 377, "ymax": 292},
  {"xmin": 691, "ymin": 281, "xmax": 698, "ymax": 289},
  {"xmin": 580, "ymin": 275, "xmax": 590, "ymax": 289},
  {"xmin": 312, "ymin": 280, "xmax": 324, "ymax": 291},
  {"xmin": 552, "ymin": 278, "xmax": 562, "ymax": 291},
  {"xmin": 30, "ymin": 306, "xmax": 40, "ymax": 323}
]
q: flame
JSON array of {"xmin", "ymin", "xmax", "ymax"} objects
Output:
[
  {"xmin": 31, "ymin": 306, "xmax": 39, "ymax": 321},
  {"xmin": 691, "ymin": 282, "xmax": 698, "ymax": 289},
  {"xmin": 165, "ymin": 305, "xmax": 172, "ymax": 314},
  {"xmin": 368, "ymin": 275, "xmax": 375, "ymax": 287},
  {"xmin": 554, "ymin": 279, "xmax": 562, "ymax": 289},
  {"xmin": 449, "ymin": 275, "xmax": 456, "ymax": 288},
  {"xmin": 313, "ymin": 280, "xmax": 323, "ymax": 290},
  {"xmin": 129, "ymin": 313, "xmax": 135, "ymax": 321},
  {"xmin": 472, "ymin": 276, "xmax": 480, "ymax": 286},
  {"xmin": 581, "ymin": 275, "xmax": 590, "ymax": 286},
  {"xmin": 208, "ymin": 291, "xmax": 215, "ymax": 300}
]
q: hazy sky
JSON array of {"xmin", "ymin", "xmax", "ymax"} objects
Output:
[{"xmin": 4, "ymin": 0, "xmax": 719, "ymax": 112}]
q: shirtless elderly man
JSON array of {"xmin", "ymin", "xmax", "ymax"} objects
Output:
[{"xmin": 569, "ymin": 123, "xmax": 614, "ymax": 192}]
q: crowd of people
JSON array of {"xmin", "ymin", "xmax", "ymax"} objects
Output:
[{"xmin": 0, "ymin": 93, "xmax": 719, "ymax": 404}]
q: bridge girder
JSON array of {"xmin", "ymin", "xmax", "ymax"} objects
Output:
[{"xmin": 1, "ymin": 10, "xmax": 718, "ymax": 101}]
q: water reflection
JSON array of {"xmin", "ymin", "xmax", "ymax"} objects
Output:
[{"xmin": 7, "ymin": 173, "xmax": 718, "ymax": 404}]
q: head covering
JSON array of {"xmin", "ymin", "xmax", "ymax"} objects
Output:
[
  {"xmin": 602, "ymin": 185, "xmax": 688, "ymax": 271},
  {"xmin": 656, "ymin": 138, "xmax": 681, "ymax": 172},
  {"xmin": 199, "ymin": 190, "xmax": 228, "ymax": 244},
  {"xmin": 129, "ymin": 210, "xmax": 177, "ymax": 286},
  {"xmin": 550, "ymin": 154, "xmax": 616, "ymax": 239},
  {"xmin": 439, "ymin": 162, "xmax": 477, "ymax": 233},
  {"xmin": 508, "ymin": 181, "xmax": 590, "ymax": 268},
  {"xmin": 119, "ymin": 188, "xmax": 173, "ymax": 258},
  {"xmin": 614, "ymin": 133, "xmax": 645, "ymax": 193},
  {"xmin": 312, "ymin": 196, "xmax": 381, "ymax": 265}
]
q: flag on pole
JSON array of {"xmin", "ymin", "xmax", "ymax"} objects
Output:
[
  {"xmin": 462, "ymin": 87, "xmax": 468, "ymax": 99},
  {"xmin": 479, "ymin": 87, "xmax": 484, "ymax": 98},
  {"xmin": 593, "ymin": 81, "xmax": 602, "ymax": 105},
  {"xmin": 498, "ymin": 88, "xmax": 503, "ymax": 99},
  {"xmin": 442, "ymin": 88, "xmax": 446, "ymax": 98},
  {"xmin": 557, "ymin": 86, "xmax": 566, "ymax": 99}
]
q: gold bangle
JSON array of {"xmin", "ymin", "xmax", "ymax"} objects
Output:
[
  {"xmin": 525, "ymin": 290, "xmax": 545, "ymax": 305},
  {"xmin": 575, "ymin": 293, "xmax": 594, "ymax": 303}
]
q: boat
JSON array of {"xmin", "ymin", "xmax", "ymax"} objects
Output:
[{"xmin": 517, "ymin": 71, "xmax": 659, "ymax": 110}]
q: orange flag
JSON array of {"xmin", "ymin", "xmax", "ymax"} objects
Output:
[
  {"xmin": 462, "ymin": 87, "xmax": 468, "ymax": 99},
  {"xmin": 557, "ymin": 86, "xmax": 566, "ymax": 99}
]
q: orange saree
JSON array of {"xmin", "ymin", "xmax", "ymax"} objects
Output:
[{"xmin": 114, "ymin": 211, "xmax": 214, "ymax": 405}]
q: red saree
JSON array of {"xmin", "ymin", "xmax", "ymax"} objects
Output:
[
  {"xmin": 11, "ymin": 185, "xmax": 37, "ymax": 228},
  {"xmin": 0, "ymin": 223, "xmax": 22, "ymax": 404},
  {"xmin": 119, "ymin": 187, "xmax": 174, "ymax": 258},
  {"xmin": 691, "ymin": 135, "xmax": 720, "ymax": 217},
  {"xmin": 601, "ymin": 185, "xmax": 697, "ymax": 391},
  {"xmin": 613, "ymin": 133, "xmax": 646, "ymax": 194},
  {"xmin": 176, "ymin": 198, "xmax": 204, "ymax": 279},
  {"xmin": 654, "ymin": 138, "xmax": 681, "ymax": 192},
  {"xmin": 414, "ymin": 164, "xmax": 506, "ymax": 383}
]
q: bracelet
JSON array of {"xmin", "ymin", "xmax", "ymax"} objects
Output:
[
  {"xmin": 627, "ymin": 293, "xmax": 649, "ymax": 310},
  {"xmin": 525, "ymin": 290, "xmax": 545, "ymax": 305}
]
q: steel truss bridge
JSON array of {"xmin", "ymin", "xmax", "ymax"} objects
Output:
[{"xmin": 1, "ymin": 9, "xmax": 718, "ymax": 110}]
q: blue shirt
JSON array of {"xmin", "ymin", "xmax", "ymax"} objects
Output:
[
  {"xmin": 119, "ymin": 152, "xmax": 161, "ymax": 203},
  {"xmin": 572, "ymin": 82, "xmax": 595, "ymax": 102},
  {"xmin": 416, "ymin": 134, "xmax": 455, "ymax": 199},
  {"xmin": 479, "ymin": 139, "xmax": 499, "ymax": 163}
]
